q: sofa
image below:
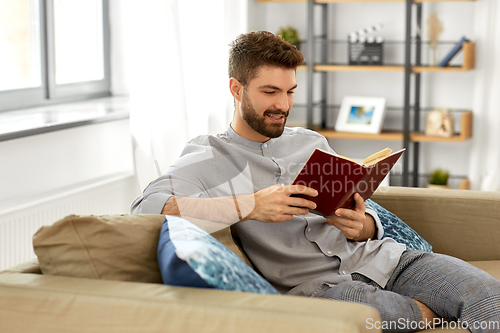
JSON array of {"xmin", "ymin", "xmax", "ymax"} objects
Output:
[{"xmin": 1, "ymin": 186, "xmax": 499, "ymax": 333}]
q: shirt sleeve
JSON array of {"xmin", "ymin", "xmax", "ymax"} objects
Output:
[
  {"xmin": 130, "ymin": 191, "xmax": 172, "ymax": 215},
  {"xmin": 365, "ymin": 203, "xmax": 384, "ymax": 239},
  {"xmin": 130, "ymin": 139, "xmax": 211, "ymax": 214}
]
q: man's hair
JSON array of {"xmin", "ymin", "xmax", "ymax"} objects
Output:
[{"xmin": 228, "ymin": 31, "xmax": 304, "ymax": 86}]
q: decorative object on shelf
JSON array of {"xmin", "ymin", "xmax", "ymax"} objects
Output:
[
  {"xmin": 425, "ymin": 108, "xmax": 455, "ymax": 138},
  {"xmin": 348, "ymin": 24, "xmax": 384, "ymax": 65},
  {"xmin": 460, "ymin": 178, "xmax": 470, "ymax": 190},
  {"xmin": 427, "ymin": 12, "xmax": 444, "ymax": 66},
  {"xmin": 277, "ymin": 26, "xmax": 300, "ymax": 50},
  {"xmin": 427, "ymin": 168, "xmax": 449, "ymax": 189},
  {"xmin": 438, "ymin": 37, "xmax": 469, "ymax": 67},
  {"xmin": 335, "ymin": 96, "xmax": 386, "ymax": 134}
]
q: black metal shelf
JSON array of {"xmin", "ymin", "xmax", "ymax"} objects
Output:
[
  {"xmin": 293, "ymin": 104, "xmax": 471, "ymax": 134},
  {"xmin": 304, "ymin": 0, "xmax": 473, "ymax": 187},
  {"xmin": 300, "ymin": 40, "xmax": 468, "ymax": 67}
]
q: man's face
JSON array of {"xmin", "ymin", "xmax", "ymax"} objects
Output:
[{"xmin": 238, "ymin": 66, "xmax": 297, "ymax": 140}]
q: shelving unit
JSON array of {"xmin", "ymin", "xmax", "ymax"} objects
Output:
[
  {"xmin": 298, "ymin": 41, "xmax": 474, "ymax": 72},
  {"xmin": 314, "ymin": 110, "xmax": 472, "ymax": 142},
  {"xmin": 260, "ymin": 0, "xmax": 475, "ymax": 188},
  {"xmin": 259, "ymin": 0, "xmax": 475, "ymax": 3}
]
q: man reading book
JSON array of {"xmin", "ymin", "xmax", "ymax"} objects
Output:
[{"xmin": 131, "ymin": 31, "xmax": 500, "ymax": 333}]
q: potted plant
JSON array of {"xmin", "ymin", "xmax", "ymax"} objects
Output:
[
  {"xmin": 277, "ymin": 26, "xmax": 301, "ymax": 50},
  {"xmin": 427, "ymin": 168, "xmax": 450, "ymax": 189}
]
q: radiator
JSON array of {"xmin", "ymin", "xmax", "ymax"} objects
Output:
[{"xmin": 0, "ymin": 173, "xmax": 138, "ymax": 271}]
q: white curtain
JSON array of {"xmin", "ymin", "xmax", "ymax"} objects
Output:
[
  {"xmin": 110, "ymin": 0, "xmax": 247, "ymax": 191},
  {"xmin": 469, "ymin": 0, "xmax": 500, "ymax": 191}
]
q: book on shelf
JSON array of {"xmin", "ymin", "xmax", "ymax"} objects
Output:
[
  {"xmin": 438, "ymin": 37, "xmax": 469, "ymax": 67},
  {"xmin": 291, "ymin": 147, "xmax": 405, "ymax": 218}
]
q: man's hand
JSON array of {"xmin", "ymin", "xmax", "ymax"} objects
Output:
[
  {"xmin": 325, "ymin": 193, "xmax": 376, "ymax": 242},
  {"xmin": 162, "ymin": 185, "xmax": 318, "ymax": 225},
  {"xmin": 242, "ymin": 185, "xmax": 318, "ymax": 223}
]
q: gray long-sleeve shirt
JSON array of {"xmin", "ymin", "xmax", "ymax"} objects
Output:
[{"xmin": 131, "ymin": 125, "xmax": 406, "ymax": 296}]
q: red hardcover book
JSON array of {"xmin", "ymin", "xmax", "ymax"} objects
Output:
[{"xmin": 292, "ymin": 147, "xmax": 405, "ymax": 218}]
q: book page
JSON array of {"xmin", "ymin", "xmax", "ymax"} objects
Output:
[
  {"xmin": 363, "ymin": 148, "xmax": 392, "ymax": 167},
  {"xmin": 336, "ymin": 154, "xmax": 363, "ymax": 166}
]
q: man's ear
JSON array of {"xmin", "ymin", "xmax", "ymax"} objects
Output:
[{"xmin": 229, "ymin": 77, "xmax": 243, "ymax": 102}]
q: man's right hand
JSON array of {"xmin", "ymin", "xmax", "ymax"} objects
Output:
[
  {"xmin": 242, "ymin": 185, "xmax": 318, "ymax": 223},
  {"xmin": 162, "ymin": 185, "xmax": 318, "ymax": 225}
]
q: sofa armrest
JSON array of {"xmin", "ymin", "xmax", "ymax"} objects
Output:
[
  {"xmin": 2, "ymin": 259, "xmax": 41, "ymax": 274},
  {"xmin": 0, "ymin": 272, "xmax": 381, "ymax": 333},
  {"xmin": 372, "ymin": 187, "xmax": 500, "ymax": 261}
]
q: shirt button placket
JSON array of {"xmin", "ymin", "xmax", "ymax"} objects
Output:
[{"xmin": 262, "ymin": 142, "xmax": 270, "ymax": 158}]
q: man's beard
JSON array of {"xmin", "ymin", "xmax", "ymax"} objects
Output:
[{"xmin": 240, "ymin": 93, "xmax": 289, "ymax": 139}]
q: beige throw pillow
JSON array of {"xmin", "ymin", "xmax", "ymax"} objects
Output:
[{"xmin": 33, "ymin": 214, "xmax": 251, "ymax": 283}]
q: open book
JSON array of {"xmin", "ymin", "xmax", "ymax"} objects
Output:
[{"xmin": 291, "ymin": 147, "xmax": 405, "ymax": 218}]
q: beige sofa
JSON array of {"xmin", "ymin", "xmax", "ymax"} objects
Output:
[{"xmin": 1, "ymin": 187, "xmax": 500, "ymax": 333}]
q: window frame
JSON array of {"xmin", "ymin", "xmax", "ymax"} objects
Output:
[{"xmin": 0, "ymin": 0, "xmax": 111, "ymax": 112}]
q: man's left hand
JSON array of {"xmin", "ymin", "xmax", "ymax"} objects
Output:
[{"xmin": 325, "ymin": 193, "xmax": 376, "ymax": 242}]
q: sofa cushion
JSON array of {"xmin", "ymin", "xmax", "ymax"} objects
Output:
[
  {"xmin": 32, "ymin": 214, "xmax": 251, "ymax": 284},
  {"xmin": 33, "ymin": 214, "xmax": 166, "ymax": 283},
  {"xmin": 367, "ymin": 199, "xmax": 433, "ymax": 252},
  {"xmin": 157, "ymin": 215, "xmax": 279, "ymax": 294}
]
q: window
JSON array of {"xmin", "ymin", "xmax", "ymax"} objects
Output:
[
  {"xmin": 0, "ymin": 0, "xmax": 110, "ymax": 112},
  {"xmin": 0, "ymin": 0, "xmax": 42, "ymax": 92}
]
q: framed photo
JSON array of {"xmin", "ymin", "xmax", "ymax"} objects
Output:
[{"xmin": 335, "ymin": 96, "xmax": 386, "ymax": 134}]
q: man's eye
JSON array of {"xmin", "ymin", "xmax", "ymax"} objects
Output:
[
  {"xmin": 264, "ymin": 91, "xmax": 275, "ymax": 95},
  {"xmin": 288, "ymin": 91, "xmax": 295, "ymax": 95}
]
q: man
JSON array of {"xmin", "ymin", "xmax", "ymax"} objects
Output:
[{"xmin": 131, "ymin": 31, "xmax": 500, "ymax": 333}]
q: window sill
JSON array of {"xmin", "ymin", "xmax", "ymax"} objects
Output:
[{"xmin": 0, "ymin": 96, "xmax": 130, "ymax": 142}]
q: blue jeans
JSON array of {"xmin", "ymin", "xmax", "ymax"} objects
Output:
[{"xmin": 314, "ymin": 250, "xmax": 500, "ymax": 333}]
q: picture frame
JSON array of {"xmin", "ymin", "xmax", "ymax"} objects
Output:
[{"xmin": 335, "ymin": 96, "xmax": 386, "ymax": 134}]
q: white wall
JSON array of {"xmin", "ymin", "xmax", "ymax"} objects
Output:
[
  {"xmin": 0, "ymin": 119, "xmax": 137, "ymax": 212},
  {"xmin": 247, "ymin": 1, "xmax": 476, "ymax": 182}
]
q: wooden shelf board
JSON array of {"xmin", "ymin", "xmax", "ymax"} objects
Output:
[
  {"xmin": 413, "ymin": 66, "xmax": 469, "ymax": 73},
  {"xmin": 410, "ymin": 133, "xmax": 468, "ymax": 142},
  {"xmin": 300, "ymin": 43, "xmax": 475, "ymax": 72},
  {"xmin": 412, "ymin": 110, "xmax": 473, "ymax": 142},
  {"xmin": 315, "ymin": 65, "xmax": 403, "ymax": 72},
  {"xmin": 316, "ymin": 0, "xmax": 407, "ymax": 2},
  {"xmin": 299, "ymin": 64, "xmax": 473, "ymax": 73},
  {"xmin": 316, "ymin": 130, "xmax": 472, "ymax": 142},
  {"xmin": 415, "ymin": 0, "xmax": 474, "ymax": 2},
  {"xmin": 315, "ymin": 130, "xmax": 404, "ymax": 141},
  {"xmin": 314, "ymin": 114, "xmax": 472, "ymax": 142},
  {"xmin": 259, "ymin": 0, "xmax": 474, "ymax": 2}
]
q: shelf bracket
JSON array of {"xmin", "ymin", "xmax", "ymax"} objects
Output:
[
  {"xmin": 402, "ymin": 0, "xmax": 413, "ymax": 187},
  {"xmin": 306, "ymin": 0, "xmax": 315, "ymax": 129}
]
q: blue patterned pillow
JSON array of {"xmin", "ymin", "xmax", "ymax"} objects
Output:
[
  {"xmin": 157, "ymin": 216, "xmax": 279, "ymax": 294},
  {"xmin": 366, "ymin": 199, "xmax": 432, "ymax": 252}
]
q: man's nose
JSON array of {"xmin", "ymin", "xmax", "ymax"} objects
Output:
[{"xmin": 275, "ymin": 93, "xmax": 290, "ymax": 111}]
